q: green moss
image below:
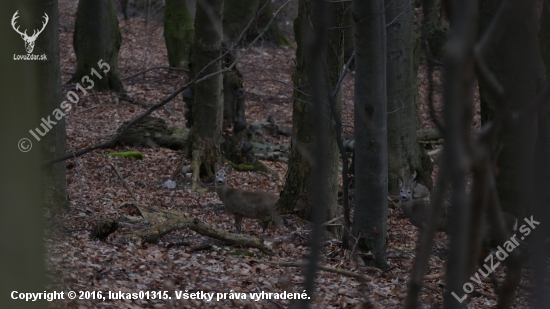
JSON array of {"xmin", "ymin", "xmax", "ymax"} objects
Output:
[
  {"xmin": 277, "ymin": 34, "xmax": 293, "ymax": 48},
  {"xmin": 227, "ymin": 160, "xmax": 270, "ymax": 173},
  {"xmin": 172, "ymin": 128, "xmax": 189, "ymax": 139},
  {"xmin": 105, "ymin": 151, "xmax": 144, "ymax": 160}
]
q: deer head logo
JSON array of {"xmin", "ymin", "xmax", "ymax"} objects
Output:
[{"xmin": 11, "ymin": 11, "xmax": 49, "ymax": 54}]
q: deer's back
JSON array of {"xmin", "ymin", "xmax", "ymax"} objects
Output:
[{"xmin": 238, "ymin": 191, "xmax": 279, "ymax": 218}]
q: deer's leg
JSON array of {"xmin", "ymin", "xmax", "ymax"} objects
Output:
[{"xmin": 234, "ymin": 213, "xmax": 243, "ymax": 233}]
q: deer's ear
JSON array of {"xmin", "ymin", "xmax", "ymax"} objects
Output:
[
  {"xmin": 411, "ymin": 181, "xmax": 417, "ymax": 189},
  {"xmin": 214, "ymin": 162, "xmax": 220, "ymax": 171},
  {"xmin": 398, "ymin": 179, "xmax": 403, "ymax": 187},
  {"xmin": 225, "ymin": 165, "xmax": 233, "ymax": 173}
]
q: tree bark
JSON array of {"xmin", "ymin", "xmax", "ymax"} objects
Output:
[
  {"xmin": 36, "ymin": 0, "xmax": 68, "ymax": 210},
  {"xmin": 530, "ymin": 3, "xmax": 550, "ymax": 306},
  {"xmin": 73, "ymin": 0, "xmax": 124, "ymax": 92},
  {"xmin": 223, "ymin": 0, "xmax": 259, "ymax": 42},
  {"xmin": 189, "ymin": 0, "xmax": 224, "ymax": 189},
  {"xmin": 386, "ymin": 0, "xmax": 433, "ymax": 194},
  {"xmin": 352, "ymin": 0, "xmax": 388, "ymax": 268},
  {"xmin": 0, "ymin": 2, "xmax": 47, "ymax": 307},
  {"xmin": 478, "ymin": 0, "xmax": 544, "ymax": 219},
  {"xmin": 343, "ymin": 2, "xmax": 354, "ymax": 66},
  {"xmin": 164, "ymin": 0, "xmax": 194, "ymax": 68},
  {"xmin": 276, "ymin": 0, "xmax": 343, "ymax": 232}
]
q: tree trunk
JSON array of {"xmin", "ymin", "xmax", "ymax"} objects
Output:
[
  {"xmin": 352, "ymin": 0, "xmax": 388, "ymax": 269},
  {"xmin": 223, "ymin": 0, "xmax": 259, "ymax": 42},
  {"xmin": 73, "ymin": 0, "xmax": 124, "ymax": 92},
  {"xmin": 33, "ymin": 0, "xmax": 68, "ymax": 211},
  {"xmin": 530, "ymin": 3, "xmax": 550, "ymax": 306},
  {"xmin": 1, "ymin": 2, "xmax": 47, "ymax": 307},
  {"xmin": 276, "ymin": 0, "xmax": 343, "ymax": 230},
  {"xmin": 422, "ymin": 0, "xmax": 447, "ymax": 62},
  {"xmin": 386, "ymin": 0, "xmax": 432, "ymax": 194},
  {"xmin": 246, "ymin": 0, "xmax": 290, "ymax": 45},
  {"xmin": 189, "ymin": 0, "xmax": 224, "ymax": 189},
  {"xmin": 343, "ymin": 2, "xmax": 354, "ymax": 65},
  {"xmin": 164, "ymin": 0, "xmax": 194, "ymax": 68},
  {"xmin": 478, "ymin": 0, "xmax": 544, "ymax": 219}
]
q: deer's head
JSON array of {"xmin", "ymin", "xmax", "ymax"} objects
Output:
[
  {"xmin": 12, "ymin": 11, "xmax": 49, "ymax": 54},
  {"xmin": 214, "ymin": 163, "xmax": 232, "ymax": 187}
]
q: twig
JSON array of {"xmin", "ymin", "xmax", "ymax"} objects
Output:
[
  {"xmin": 118, "ymin": 95, "xmax": 149, "ymax": 108},
  {"xmin": 110, "ymin": 163, "xmax": 138, "ymax": 202},
  {"xmin": 78, "ymin": 105, "xmax": 99, "ymax": 113},
  {"xmin": 122, "ymin": 66, "xmax": 189, "ymax": 81}
]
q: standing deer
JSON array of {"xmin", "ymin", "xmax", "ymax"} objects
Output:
[{"xmin": 214, "ymin": 163, "xmax": 281, "ymax": 233}]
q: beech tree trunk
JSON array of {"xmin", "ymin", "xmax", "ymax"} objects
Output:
[
  {"xmin": 386, "ymin": 0, "xmax": 432, "ymax": 193},
  {"xmin": 478, "ymin": 0, "xmax": 544, "ymax": 219},
  {"xmin": 189, "ymin": 0, "xmax": 224, "ymax": 189},
  {"xmin": 1, "ymin": 2, "xmax": 47, "ymax": 307},
  {"xmin": 35, "ymin": 0, "xmax": 68, "ymax": 210},
  {"xmin": 352, "ymin": 0, "xmax": 388, "ymax": 268},
  {"xmin": 530, "ymin": 3, "xmax": 550, "ymax": 306},
  {"xmin": 276, "ymin": 0, "xmax": 343, "ymax": 230},
  {"xmin": 164, "ymin": 0, "xmax": 194, "ymax": 68},
  {"xmin": 223, "ymin": 0, "xmax": 259, "ymax": 42},
  {"xmin": 73, "ymin": 0, "xmax": 124, "ymax": 92}
]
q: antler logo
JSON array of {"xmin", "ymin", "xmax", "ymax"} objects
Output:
[{"xmin": 11, "ymin": 11, "xmax": 49, "ymax": 54}]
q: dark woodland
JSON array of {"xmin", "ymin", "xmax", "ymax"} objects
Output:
[{"xmin": 1, "ymin": 0, "xmax": 550, "ymax": 308}]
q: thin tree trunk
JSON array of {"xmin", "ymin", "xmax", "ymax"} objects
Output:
[
  {"xmin": 189, "ymin": 0, "xmax": 224, "ymax": 189},
  {"xmin": 352, "ymin": 0, "xmax": 388, "ymax": 269},
  {"xmin": 386, "ymin": 0, "xmax": 432, "ymax": 193},
  {"xmin": 36, "ymin": 0, "xmax": 68, "ymax": 210}
]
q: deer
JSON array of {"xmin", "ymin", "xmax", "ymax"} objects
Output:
[
  {"xmin": 398, "ymin": 172, "xmax": 518, "ymax": 240},
  {"xmin": 214, "ymin": 163, "xmax": 281, "ymax": 233},
  {"xmin": 11, "ymin": 11, "xmax": 49, "ymax": 54},
  {"xmin": 397, "ymin": 171, "xmax": 436, "ymax": 230}
]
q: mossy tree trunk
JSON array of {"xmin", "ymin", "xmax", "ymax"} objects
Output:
[
  {"xmin": 352, "ymin": 0, "xmax": 388, "ymax": 268},
  {"xmin": 221, "ymin": 69, "xmax": 251, "ymax": 164},
  {"xmin": 386, "ymin": 0, "xmax": 432, "ymax": 194},
  {"xmin": 189, "ymin": 0, "xmax": 224, "ymax": 189},
  {"xmin": 73, "ymin": 0, "xmax": 124, "ymax": 92},
  {"xmin": 1, "ymin": 1, "xmax": 47, "ymax": 307},
  {"xmin": 185, "ymin": 0, "xmax": 252, "ymax": 166},
  {"xmin": 276, "ymin": 0, "xmax": 343, "ymax": 230},
  {"xmin": 164, "ymin": 0, "xmax": 195, "ymax": 68}
]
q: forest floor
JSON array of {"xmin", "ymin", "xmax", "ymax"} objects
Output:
[{"xmin": 45, "ymin": 1, "xmax": 531, "ymax": 308}]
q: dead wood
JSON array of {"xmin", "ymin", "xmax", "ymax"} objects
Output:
[{"xmin": 120, "ymin": 205, "xmax": 275, "ymax": 255}]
